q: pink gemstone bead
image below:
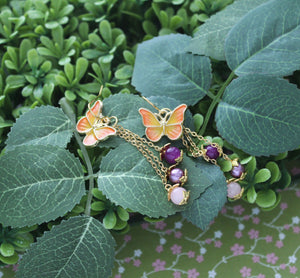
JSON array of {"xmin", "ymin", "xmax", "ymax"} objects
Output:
[
  {"xmin": 170, "ymin": 187, "xmax": 187, "ymax": 205},
  {"xmin": 227, "ymin": 182, "xmax": 242, "ymax": 198}
]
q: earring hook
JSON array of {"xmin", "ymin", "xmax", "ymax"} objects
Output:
[{"xmin": 141, "ymin": 96, "xmax": 160, "ymax": 112}]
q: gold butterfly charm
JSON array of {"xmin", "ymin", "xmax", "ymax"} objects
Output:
[{"xmin": 139, "ymin": 104, "xmax": 187, "ymax": 142}]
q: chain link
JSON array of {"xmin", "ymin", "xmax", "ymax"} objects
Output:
[{"xmin": 116, "ymin": 126, "xmax": 168, "ymax": 184}]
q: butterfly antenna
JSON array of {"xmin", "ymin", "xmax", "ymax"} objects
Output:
[{"xmin": 141, "ymin": 96, "xmax": 160, "ymax": 111}]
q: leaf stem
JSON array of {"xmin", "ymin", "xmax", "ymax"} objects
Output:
[
  {"xmin": 59, "ymin": 98, "xmax": 94, "ymax": 216},
  {"xmin": 199, "ymin": 71, "xmax": 236, "ymax": 135},
  {"xmin": 74, "ymin": 132, "xmax": 94, "ymax": 216}
]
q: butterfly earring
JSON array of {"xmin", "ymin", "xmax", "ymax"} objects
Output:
[
  {"xmin": 139, "ymin": 97, "xmax": 246, "ymax": 200},
  {"xmin": 76, "ymin": 88, "xmax": 190, "ymax": 205}
]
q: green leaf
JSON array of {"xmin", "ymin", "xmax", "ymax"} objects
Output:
[
  {"xmin": 225, "ymin": 0, "xmax": 300, "ymax": 76},
  {"xmin": 188, "ymin": 0, "xmax": 269, "ymax": 60},
  {"xmin": 0, "ymin": 252, "xmax": 19, "ymax": 265},
  {"xmin": 261, "ymin": 193, "xmax": 281, "ymax": 211},
  {"xmin": 17, "ymin": 216, "xmax": 116, "ymax": 278},
  {"xmin": 215, "ymin": 75, "xmax": 300, "ymax": 156},
  {"xmin": 103, "ymin": 210, "xmax": 117, "ymax": 229},
  {"xmin": 98, "ymin": 144, "xmax": 212, "ymax": 218},
  {"xmin": 116, "ymin": 206, "xmax": 129, "ymax": 221},
  {"xmin": 75, "ymin": 57, "xmax": 88, "ymax": 81},
  {"xmin": 64, "ymin": 63, "xmax": 74, "ymax": 83},
  {"xmin": 100, "ymin": 20, "xmax": 112, "ymax": 45},
  {"xmin": 91, "ymin": 201, "xmax": 106, "ymax": 211},
  {"xmin": 6, "ymin": 75, "xmax": 26, "ymax": 89},
  {"xmin": 6, "ymin": 106, "xmax": 73, "ymax": 151},
  {"xmin": 256, "ymin": 189, "xmax": 276, "ymax": 208},
  {"xmin": 115, "ymin": 65, "xmax": 133, "ymax": 79},
  {"xmin": 181, "ymin": 158, "xmax": 227, "ymax": 230},
  {"xmin": 27, "ymin": 49, "xmax": 41, "ymax": 69},
  {"xmin": 266, "ymin": 161, "xmax": 281, "ymax": 184},
  {"xmin": 0, "ymin": 145, "xmax": 85, "ymax": 227},
  {"xmin": 193, "ymin": 113, "xmax": 203, "ymax": 133},
  {"xmin": 247, "ymin": 186, "xmax": 257, "ymax": 204},
  {"xmin": 92, "ymin": 188, "xmax": 106, "ymax": 201},
  {"xmin": 0, "ymin": 243, "xmax": 15, "ymax": 257},
  {"xmin": 132, "ymin": 34, "xmax": 212, "ymax": 105},
  {"xmin": 254, "ymin": 168, "xmax": 271, "ymax": 183}
]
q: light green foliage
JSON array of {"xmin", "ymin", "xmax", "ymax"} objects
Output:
[
  {"xmin": 132, "ymin": 34, "xmax": 213, "ymax": 105},
  {"xmin": 6, "ymin": 106, "xmax": 73, "ymax": 150},
  {"xmin": 188, "ymin": 0, "xmax": 269, "ymax": 60},
  {"xmin": 225, "ymin": 0, "xmax": 300, "ymax": 76},
  {"xmin": 0, "ymin": 145, "xmax": 85, "ymax": 227},
  {"xmin": 216, "ymin": 76, "xmax": 300, "ymax": 156},
  {"xmin": 17, "ymin": 216, "xmax": 116, "ymax": 278}
]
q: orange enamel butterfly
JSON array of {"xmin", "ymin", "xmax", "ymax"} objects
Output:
[
  {"xmin": 76, "ymin": 100, "xmax": 116, "ymax": 146},
  {"xmin": 139, "ymin": 104, "xmax": 187, "ymax": 142}
]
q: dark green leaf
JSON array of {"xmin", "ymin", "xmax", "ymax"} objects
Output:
[
  {"xmin": 265, "ymin": 162, "xmax": 281, "ymax": 184},
  {"xmin": 256, "ymin": 189, "xmax": 276, "ymax": 208},
  {"xmin": 27, "ymin": 49, "xmax": 41, "ymax": 69},
  {"xmin": 103, "ymin": 210, "xmax": 117, "ymax": 229},
  {"xmin": 6, "ymin": 75, "xmax": 26, "ymax": 89},
  {"xmin": 215, "ymin": 75, "xmax": 300, "ymax": 156},
  {"xmin": 17, "ymin": 216, "xmax": 116, "ymax": 278},
  {"xmin": 247, "ymin": 186, "xmax": 257, "ymax": 204},
  {"xmin": 98, "ymin": 144, "xmax": 212, "ymax": 218},
  {"xmin": 225, "ymin": 0, "xmax": 300, "ymax": 76},
  {"xmin": 181, "ymin": 158, "xmax": 227, "ymax": 230},
  {"xmin": 100, "ymin": 20, "xmax": 112, "ymax": 45},
  {"xmin": 6, "ymin": 106, "xmax": 73, "ymax": 150},
  {"xmin": 115, "ymin": 65, "xmax": 133, "ymax": 79},
  {"xmin": 75, "ymin": 57, "xmax": 88, "ymax": 81},
  {"xmin": 254, "ymin": 169, "xmax": 271, "ymax": 183},
  {"xmin": 188, "ymin": 0, "xmax": 269, "ymax": 60},
  {"xmin": 0, "ymin": 145, "xmax": 85, "ymax": 227},
  {"xmin": 132, "ymin": 34, "xmax": 212, "ymax": 105}
]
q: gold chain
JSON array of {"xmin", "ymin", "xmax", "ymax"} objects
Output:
[
  {"xmin": 182, "ymin": 127, "xmax": 245, "ymax": 182},
  {"xmin": 116, "ymin": 126, "xmax": 168, "ymax": 184}
]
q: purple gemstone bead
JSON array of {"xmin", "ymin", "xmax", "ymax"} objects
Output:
[
  {"xmin": 164, "ymin": 146, "xmax": 181, "ymax": 164},
  {"xmin": 169, "ymin": 168, "xmax": 184, "ymax": 184},
  {"xmin": 231, "ymin": 163, "xmax": 245, "ymax": 178},
  {"xmin": 205, "ymin": 145, "xmax": 219, "ymax": 159}
]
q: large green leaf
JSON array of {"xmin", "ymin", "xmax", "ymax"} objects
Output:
[
  {"xmin": 131, "ymin": 34, "xmax": 212, "ymax": 105},
  {"xmin": 97, "ymin": 94, "xmax": 194, "ymax": 148},
  {"xmin": 98, "ymin": 144, "xmax": 212, "ymax": 218},
  {"xmin": 17, "ymin": 216, "xmax": 116, "ymax": 278},
  {"xmin": 225, "ymin": 0, "xmax": 300, "ymax": 76},
  {"xmin": 215, "ymin": 76, "xmax": 300, "ymax": 156},
  {"xmin": 188, "ymin": 0, "xmax": 269, "ymax": 60},
  {"xmin": 6, "ymin": 106, "xmax": 73, "ymax": 151},
  {"xmin": 181, "ymin": 158, "xmax": 227, "ymax": 230},
  {"xmin": 0, "ymin": 145, "xmax": 85, "ymax": 227}
]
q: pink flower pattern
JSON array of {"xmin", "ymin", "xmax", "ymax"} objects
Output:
[
  {"xmin": 290, "ymin": 266, "xmax": 298, "ymax": 274},
  {"xmin": 231, "ymin": 243, "xmax": 244, "ymax": 256},
  {"xmin": 240, "ymin": 266, "xmax": 251, "ymax": 277},
  {"xmin": 170, "ymin": 244, "xmax": 182, "ymax": 254},
  {"xmin": 187, "ymin": 268, "xmax": 199, "ymax": 278},
  {"xmin": 252, "ymin": 255, "xmax": 260, "ymax": 263},
  {"xmin": 248, "ymin": 229, "xmax": 259, "ymax": 239},
  {"xmin": 152, "ymin": 259, "xmax": 166, "ymax": 271},
  {"xmin": 266, "ymin": 253, "xmax": 278, "ymax": 264},
  {"xmin": 155, "ymin": 221, "xmax": 167, "ymax": 230}
]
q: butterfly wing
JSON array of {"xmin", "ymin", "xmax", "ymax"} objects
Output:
[
  {"xmin": 165, "ymin": 104, "xmax": 187, "ymax": 140},
  {"xmin": 94, "ymin": 126, "xmax": 116, "ymax": 141},
  {"xmin": 139, "ymin": 108, "xmax": 163, "ymax": 142},
  {"xmin": 87, "ymin": 100, "xmax": 103, "ymax": 125}
]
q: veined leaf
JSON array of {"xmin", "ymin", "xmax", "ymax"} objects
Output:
[
  {"xmin": 181, "ymin": 158, "xmax": 227, "ymax": 230},
  {"xmin": 188, "ymin": 0, "xmax": 269, "ymax": 60},
  {"xmin": 0, "ymin": 145, "xmax": 85, "ymax": 227},
  {"xmin": 6, "ymin": 106, "xmax": 73, "ymax": 151},
  {"xmin": 132, "ymin": 34, "xmax": 212, "ymax": 105},
  {"xmin": 17, "ymin": 216, "xmax": 116, "ymax": 278},
  {"xmin": 215, "ymin": 75, "xmax": 300, "ymax": 156},
  {"xmin": 98, "ymin": 144, "xmax": 212, "ymax": 218},
  {"xmin": 225, "ymin": 0, "xmax": 300, "ymax": 76}
]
